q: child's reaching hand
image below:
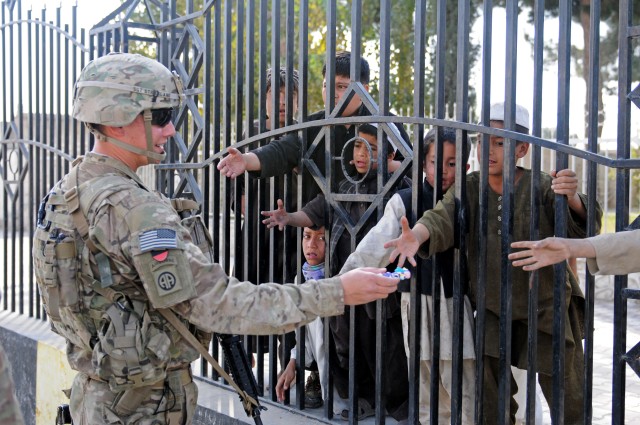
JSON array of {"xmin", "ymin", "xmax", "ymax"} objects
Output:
[
  {"xmin": 262, "ymin": 199, "xmax": 290, "ymax": 230},
  {"xmin": 383, "ymin": 216, "xmax": 428, "ymax": 267}
]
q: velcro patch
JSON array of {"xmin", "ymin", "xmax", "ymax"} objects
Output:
[
  {"xmin": 152, "ymin": 250, "xmax": 169, "ymax": 262},
  {"xmin": 139, "ymin": 229, "xmax": 177, "ymax": 252}
]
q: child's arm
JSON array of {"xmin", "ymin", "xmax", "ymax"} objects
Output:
[
  {"xmin": 217, "ymin": 147, "xmax": 262, "ymax": 178},
  {"xmin": 383, "ymin": 216, "xmax": 431, "ymax": 268},
  {"xmin": 550, "ymin": 169, "xmax": 586, "ymax": 220},
  {"xmin": 261, "ymin": 198, "xmax": 314, "ymax": 229},
  {"xmin": 340, "ymin": 194, "xmax": 405, "ymax": 273},
  {"xmin": 275, "ymin": 358, "xmax": 297, "ymax": 402}
]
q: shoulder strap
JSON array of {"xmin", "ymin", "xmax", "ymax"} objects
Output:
[{"xmin": 64, "ymin": 162, "xmax": 99, "ymax": 254}]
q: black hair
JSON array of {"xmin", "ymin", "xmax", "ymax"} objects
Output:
[
  {"xmin": 266, "ymin": 67, "xmax": 300, "ymax": 94},
  {"xmin": 423, "ymin": 127, "xmax": 471, "ymax": 165},
  {"xmin": 322, "ymin": 51, "xmax": 370, "ymax": 84},
  {"xmin": 357, "ymin": 123, "xmax": 394, "ymax": 157}
]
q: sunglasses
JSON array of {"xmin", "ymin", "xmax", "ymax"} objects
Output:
[{"xmin": 149, "ymin": 108, "xmax": 174, "ymax": 127}]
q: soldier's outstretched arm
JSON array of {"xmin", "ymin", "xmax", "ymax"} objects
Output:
[{"xmin": 340, "ymin": 267, "xmax": 399, "ymax": 304}]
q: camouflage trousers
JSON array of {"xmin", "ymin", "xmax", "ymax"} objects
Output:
[{"xmin": 69, "ymin": 367, "xmax": 197, "ymax": 425}]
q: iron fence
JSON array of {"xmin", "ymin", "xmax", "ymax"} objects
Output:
[{"xmin": 1, "ymin": 0, "xmax": 639, "ymax": 424}]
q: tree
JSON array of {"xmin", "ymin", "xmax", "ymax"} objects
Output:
[{"xmin": 517, "ymin": 0, "xmax": 640, "ymax": 137}]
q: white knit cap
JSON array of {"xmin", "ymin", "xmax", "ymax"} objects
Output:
[{"xmin": 489, "ymin": 102, "xmax": 530, "ymax": 131}]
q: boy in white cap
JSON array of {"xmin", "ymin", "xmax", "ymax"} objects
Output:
[{"xmin": 384, "ymin": 102, "xmax": 602, "ymax": 424}]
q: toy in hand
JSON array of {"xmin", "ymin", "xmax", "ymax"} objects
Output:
[{"xmin": 382, "ymin": 267, "xmax": 411, "ymax": 280}]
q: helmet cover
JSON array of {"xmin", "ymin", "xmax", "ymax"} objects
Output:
[{"xmin": 72, "ymin": 52, "xmax": 183, "ymax": 126}]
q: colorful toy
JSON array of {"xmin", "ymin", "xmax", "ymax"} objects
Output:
[{"xmin": 382, "ymin": 267, "xmax": 411, "ymax": 280}]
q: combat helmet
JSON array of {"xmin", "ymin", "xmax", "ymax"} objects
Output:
[{"xmin": 72, "ymin": 52, "xmax": 184, "ymax": 162}]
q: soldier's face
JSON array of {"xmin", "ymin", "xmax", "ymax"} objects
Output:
[
  {"xmin": 302, "ymin": 227, "xmax": 325, "ymax": 266},
  {"xmin": 126, "ymin": 114, "xmax": 176, "ymax": 167}
]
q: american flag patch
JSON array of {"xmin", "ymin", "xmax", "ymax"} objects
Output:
[{"xmin": 139, "ymin": 229, "xmax": 178, "ymax": 252}]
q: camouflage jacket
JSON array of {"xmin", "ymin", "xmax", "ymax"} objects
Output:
[{"xmin": 34, "ymin": 153, "xmax": 345, "ymax": 379}]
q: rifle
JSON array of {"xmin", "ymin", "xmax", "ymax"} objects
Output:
[{"xmin": 217, "ymin": 333, "xmax": 266, "ymax": 424}]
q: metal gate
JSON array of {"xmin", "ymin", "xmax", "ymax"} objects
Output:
[{"xmin": 1, "ymin": 0, "xmax": 639, "ymax": 424}]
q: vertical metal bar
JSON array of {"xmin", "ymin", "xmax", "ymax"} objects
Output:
[
  {"xmin": 209, "ymin": 0, "xmax": 222, "ymax": 381},
  {"xmin": 1, "ymin": 2, "xmax": 6, "ymax": 312},
  {"xmin": 475, "ymin": 0, "xmax": 492, "ymax": 417},
  {"xmin": 498, "ymin": 0, "xmax": 519, "ymax": 423},
  {"xmin": 583, "ymin": 2, "xmax": 602, "ymax": 424},
  {"xmin": 431, "ymin": 0, "xmax": 448, "ymax": 422},
  {"xmin": 369, "ymin": 0, "xmax": 386, "ymax": 419},
  {"xmin": 63, "ymin": 23, "xmax": 70, "ymax": 174},
  {"xmin": 267, "ymin": 0, "xmax": 281, "ymax": 403},
  {"xmin": 279, "ymin": 0, "xmax": 299, "ymax": 410},
  {"xmin": 408, "ymin": 0, "xmax": 426, "ymax": 423},
  {"xmin": 323, "ymin": 0, "xmax": 339, "ymax": 421},
  {"xmin": 613, "ymin": 0, "xmax": 632, "ymax": 423},
  {"xmin": 28, "ymin": 6, "xmax": 36, "ymax": 318},
  {"xmin": 551, "ymin": 0, "xmax": 573, "ymax": 422},
  {"xmin": 55, "ymin": 7, "xmax": 62, "ymax": 180},
  {"xmin": 526, "ymin": 0, "xmax": 545, "ymax": 423},
  {"xmin": 16, "ymin": 0, "xmax": 24, "ymax": 315},
  {"xmin": 452, "ymin": 0, "xmax": 470, "ymax": 423}
]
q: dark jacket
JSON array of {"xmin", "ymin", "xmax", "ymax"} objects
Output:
[{"xmin": 250, "ymin": 104, "xmax": 410, "ymax": 204}]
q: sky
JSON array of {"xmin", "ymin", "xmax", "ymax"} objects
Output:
[{"xmin": 16, "ymin": 0, "xmax": 639, "ymax": 141}]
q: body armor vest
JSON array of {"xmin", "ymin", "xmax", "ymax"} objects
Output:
[{"xmin": 33, "ymin": 159, "xmax": 210, "ymax": 391}]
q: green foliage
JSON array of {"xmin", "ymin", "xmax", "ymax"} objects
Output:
[
  {"xmin": 120, "ymin": 0, "xmax": 483, "ymax": 132},
  {"xmin": 515, "ymin": 0, "xmax": 640, "ymax": 135}
]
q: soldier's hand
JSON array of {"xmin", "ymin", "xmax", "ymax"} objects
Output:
[
  {"xmin": 261, "ymin": 199, "xmax": 289, "ymax": 230},
  {"xmin": 340, "ymin": 267, "xmax": 400, "ymax": 305},
  {"xmin": 509, "ymin": 238, "xmax": 572, "ymax": 270},
  {"xmin": 217, "ymin": 147, "xmax": 247, "ymax": 178}
]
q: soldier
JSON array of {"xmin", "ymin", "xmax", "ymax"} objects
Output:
[{"xmin": 33, "ymin": 53, "xmax": 400, "ymax": 425}]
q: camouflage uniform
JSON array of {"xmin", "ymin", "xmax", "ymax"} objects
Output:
[
  {"xmin": 0, "ymin": 337, "xmax": 26, "ymax": 425},
  {"xmin": 33, "ymin": 54, "xmax": 346, "ymax": 425}
]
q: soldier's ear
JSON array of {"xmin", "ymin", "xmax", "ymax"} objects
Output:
[{"xmin": 102, "ymin": 124, "xmax": 126, "ymax": 138}]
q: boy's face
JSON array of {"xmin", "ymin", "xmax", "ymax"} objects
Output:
[
  {"xmin": 423, "ymin": 141, "xmax": 458, "ymax": 191},
  {"xmin": 353, "ymin": 131, "xmax": 392, "ymax": 174},
  {"xmin": 302, "ymin": 227, "xmax": 326, "ymax": 266},
  {"xmin": 476, "ymin": 121, "xmax": 529, "ymax": 176},
  {"xmin": 266, "ymin": 87, "xmax": 298, "ymax": 127},
  {"xmin": 322, "ymin": 75, "xmax": 369, "ymax": 117}
]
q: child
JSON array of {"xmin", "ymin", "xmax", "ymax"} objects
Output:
[
  {"xmin": 275, "ymin": 226, "xmax": 327, "ymax": 408},
  {"xmin": 262, "ymin": 122, "xmax": 411, "ymax": 421},
  {"xmin": 217, "ymin": 51, "xmax": 410, "ymax": 205},
  {"xmin": 384, "ymin": 103, "xmax": 602, "ymax": 424},
  {"xmin": 339, "ymin": 127, "xmax": 476, "ymax": 424}
]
